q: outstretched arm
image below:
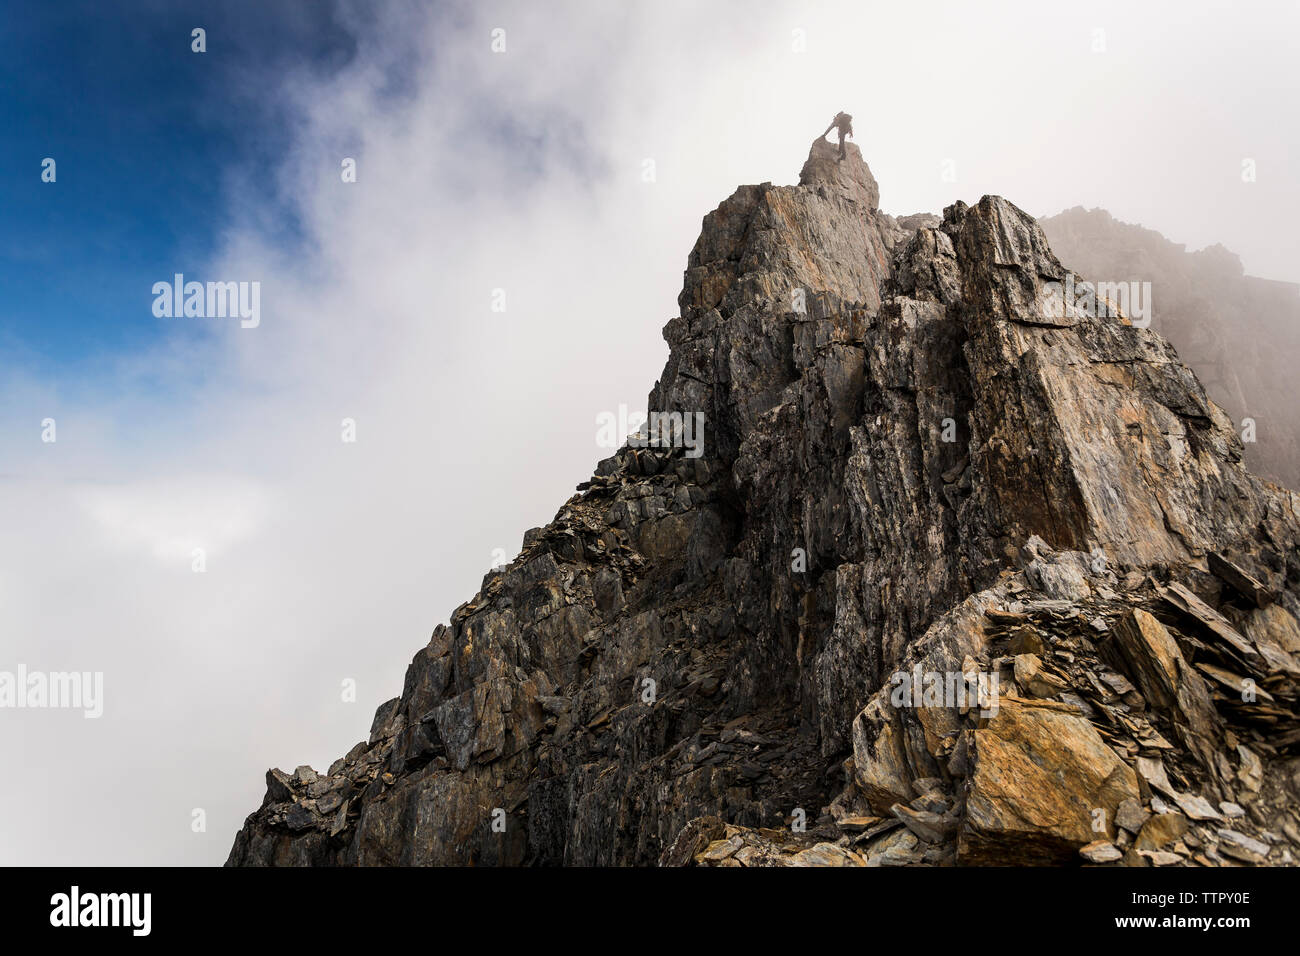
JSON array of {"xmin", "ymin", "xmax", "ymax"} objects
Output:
[{"xmin": 822, "ymin": 122, "xmax": 836, "ymax": 138}]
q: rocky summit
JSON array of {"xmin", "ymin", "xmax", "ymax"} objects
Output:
[{"xmin": 227, "ymin": 137, "xmax": 1300, "ymax": 867}]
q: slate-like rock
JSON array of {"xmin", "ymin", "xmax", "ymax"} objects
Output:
[{"xmin": 959, "ymin": 699, "xmax": 1140, "ymax": 864}]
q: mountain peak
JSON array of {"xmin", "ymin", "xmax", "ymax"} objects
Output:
[
  {"xmin": 797, "ymin": 136, "xmax": 880, "ymax": 211},
  {"xmin": 228, "ymin": 144, "xmax": 1300, "ymax": 869}
]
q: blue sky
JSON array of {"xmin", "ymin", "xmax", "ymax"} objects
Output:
[
  {"xmin": 0, "ymin": 1, "xmax": 356, "ymax": 374},
  {"xmin": 6, "ymin": 0, "xmax": 1297, "ymax": 391}
]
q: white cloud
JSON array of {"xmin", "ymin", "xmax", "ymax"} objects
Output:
[{"xmin": 75, "ymin": 479, "xmax": 270, "ymax": 562}]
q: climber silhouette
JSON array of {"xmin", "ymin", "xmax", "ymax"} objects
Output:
[{"xmin": 822, "ymin": 111, "xmax": 854, "ymax": 161}]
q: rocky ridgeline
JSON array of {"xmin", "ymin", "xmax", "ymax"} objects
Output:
[
  {"xmin": 1040, "ymin": 206, "xmax": 1300, "ymax": 490},
  {"xmin": 227, "ymin": 138, "xmax": 1300, "ymax": 867}
]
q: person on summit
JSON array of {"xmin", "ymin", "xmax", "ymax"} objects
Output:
[{"xmin": 821, "ymin": 111, "xmax": 854, "ymax": 160}]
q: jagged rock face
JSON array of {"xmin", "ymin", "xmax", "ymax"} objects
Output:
[
  {"xmin": 1040, "ymin": 206, "xmax": 1300, "ymax": 490},
  {"xmin": 228, "ymin": 140, "xmax": 1300, "ymax": 868}
]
